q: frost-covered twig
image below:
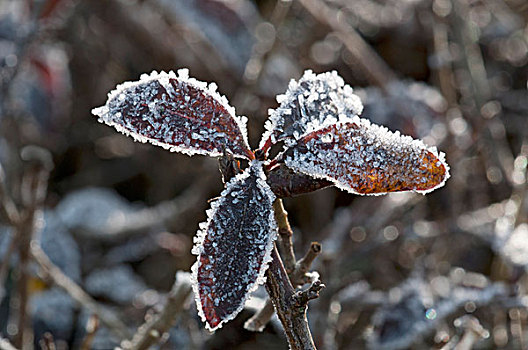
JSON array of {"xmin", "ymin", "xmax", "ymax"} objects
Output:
[
  {"xmin": 265, "ymin": 245, "xmax": 317, "ymax": 350},
  {"xmin": 30, "ymin": 243, "xmax": 132, "ymax": 340},
  {"xmin": 122, "ymin": 272, "xmax": 192, "ymax": 350}
]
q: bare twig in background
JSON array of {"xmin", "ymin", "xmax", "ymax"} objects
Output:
[
  {"xmin": 0, "ymin": 230, "xmax": 17, "ymax": 303},
  {"xmin": 79, "ymin": 315, "xmax": 100, "ymax": 350},
  {"xmin": 30, "ymin": 243, "xmax": 132, "ymax": 340},
  {"xmin": 13, "ymin": 146, "xmax": 52, "ymax": 348},
  {"xmin": 452, "ymin": 316, "xmax": 490, "ymax": 350},
  {"xmin": 122, "ymin": 272, "xmax": 192, "ymax": 350},
  {"xmin": 244, "ymin": 300, "xmax": 275, "ymax": 332},
  {"xmin": 0, "ymin": 337, "xmax": 18, "ymax": 350},
  {"xmin": 242, "ymin": 0, "xmax": 292, "ymax": 84},
  {"xmin": 38, "ymin": 332, "xmax": 57, "ymax": 350},
  {"xmin": 0, "ymin": 164, "xmax": 19, "ymax": 225},
  {"xmin": 298, "ymin": 0, "xmax": 397, "ymax": 90},
  {"xmin": 68, "ymin": 175, "xmax": 212, "ymax": 241}
]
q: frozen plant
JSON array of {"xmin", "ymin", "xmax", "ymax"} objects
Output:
[{"xmin": 92, "ymin": 69, "xmax": 449, "ymax": 342}]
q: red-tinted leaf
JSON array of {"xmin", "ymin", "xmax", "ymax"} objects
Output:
[
  {"xmin": 266, "ymin": 163, "xmax": 332, "ymax": 198},
  {"xmin": 191, "ymin": 161, "xmax": 277, "ymax": 331},
  {"xmin": 280, "ymin": 119, "xmax": 449, "ymax": 195},
  {"xmin": 259, "ymin": 70, "xmax": 363, "ymax": 152},
  {"xmin": 92, "ymin": 70, "xmax": 253, "ymax": 159}
]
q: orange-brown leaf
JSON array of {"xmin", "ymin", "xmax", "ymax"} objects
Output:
[{"xmin": 281, "ymin": 120, "xmax": 449, "ymax": 195}]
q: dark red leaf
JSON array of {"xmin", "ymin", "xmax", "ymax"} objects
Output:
[
  {"xmin": 266, "ymin": 163, "xmax": 332, "ymax": 198},
  {"xmin": 92, "ymin": 70, "xmax": 253, "ymax": 160},
  {"xmin": 280, "ymin": 119, "xmax": 450, "ymax": 195},
  {"xmin": 191, "ymin": 161, "xmax": 277, "ymax": 331}
]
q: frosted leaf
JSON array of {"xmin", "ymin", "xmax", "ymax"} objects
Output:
[
  {"xmin": 281, "ymin": 119, "xmax": 450, "ymax": 195},
  {"xmin": 259, "ymin": 70, "xmax": 363, "ymax": 150},
  {"xmin": 92, "ymin": 70, "xmax": 252, "ymax": 159},
  {"xmin": 191, "ymin": 161, "xmax": 277, "ymax": 331}
]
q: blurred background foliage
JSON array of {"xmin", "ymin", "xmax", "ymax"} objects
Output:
[{"xmin": 1, "ymin": 0, "xmax": 528, "ymax": 349}]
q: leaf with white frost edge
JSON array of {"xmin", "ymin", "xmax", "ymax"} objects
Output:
[
  {"xmin": 92, "ymin": 69, "xmax": 253, "ymax": 160},
  {"xmin": 191, "ymin": 161, "xmax": 277, "ymax": 331},
  {"xmin": 280, "ymin": 118, "xmax": 450, "ymax": 195},
  {"xmin": 259, "ymin": 70, "xmax": 364, "ymax": 151}
]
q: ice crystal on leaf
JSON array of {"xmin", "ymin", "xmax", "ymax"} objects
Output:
[
  {"xmin": 259, "ymin": 70, "xmax": 363, "ymax": 150},
  {"xmin": 92, "ymin": 69, "xmax": 253, "ymax": 160},
  {"xmin": 191, "ymin": 161, "xmax": 277, "ymax": 331},
  {"xmin": 280, "ymin": 119, "xmax": 449, "ymax": 195},
  {"xmin": 93, "ymin": 68, "xmax": 451, "ymax": 332}
]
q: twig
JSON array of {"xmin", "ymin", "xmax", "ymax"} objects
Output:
[
  {"xmin": 273, "ymin": 199, "xmax": 296, "ymax": 273},
  {"xmin": 242, "ymin": 0, "xmax": 292, "ymax": 84},
  {"xmin": 0, "ymin": 230, "xmax": 18, "ymax": 303},
  {"xmin": 294, "ymin": 279, "xmax": 325, "ymax": 307},
  {"xmin": 453, "ymin": 316, "xmax": 489, "ymax": 350},
  {"xmin": 122, "ymin": 272, "xmax": 192, "ymax": 350},
  {"xmin": 30, "ymin": 243, "xmax": 132, "ymax": 340},
  {"xmin": 80, "ymin": 315, "xmax": 100, "ymax": 350},
  {"xmin": 265, "ymin": 245, "xmax": 319, "ymax": 350},
  {"xmin": 12, "ymin": 210, "xmax": 37, "ymax": 349},
  {"xmin": 13, "ymin": 155, "xmax": 50, "ymax": 348},
  {"xmin": 0, "ymin": 336, "xmax": 18, "ymax": 350},
  {"xmin": 0, "ymin": 163, "xmax": 20, "ymax": 225},
  {"xmin": 38, "ymin": 332, "xmax": 57, "ymax": 350},
  {"xmin": 244, "ymin": 300, "xmax": 276, "ymax": 332},
  {"xmin": 291, "ymin": 242, "xmax": 321, "ymax": 283},
  {"xmin": 297, "ymin": 0, "xmax": 397, "ymax": 90},
  {"xmin": 245, "ymin": 242, "xmax": 322, "ymax": 331},
  {"xmin": 244, "ymin": 200, "xmax": 306, "ymax": 332},
  {"xmin": 69, "ymin": 176, "xmax": 211, "ymax": 241}
]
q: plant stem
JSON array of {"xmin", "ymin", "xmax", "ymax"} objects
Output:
[
  {"xmin": 273, "ymin": 199, "xmax": 296, "ymax": 273},
  {"xmin": 265, "ymin": 245, "xmax": 317, "ymax": 350},
  {"xmin": 245, "ymin": 242, "xmax": 322, "ymax": 331}
]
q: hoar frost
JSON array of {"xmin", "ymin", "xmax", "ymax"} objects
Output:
[
  {"xmin": 259, "ymin": 70, "xmax": 364, "ymax": 150},
  {"xmin": 191, "ymin": 161, "xmax": 277, "ymax": 331},
  {"xmin": 280, "ymin": 118, "xmax": 449, "ymax": 195},
  {"xmin": 92, "ymin": 68, "xmax": 451, "ymax": 332},
  {"xmin": 92, "ymin": 69, "xmax": 252, "ymax": 160}
]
